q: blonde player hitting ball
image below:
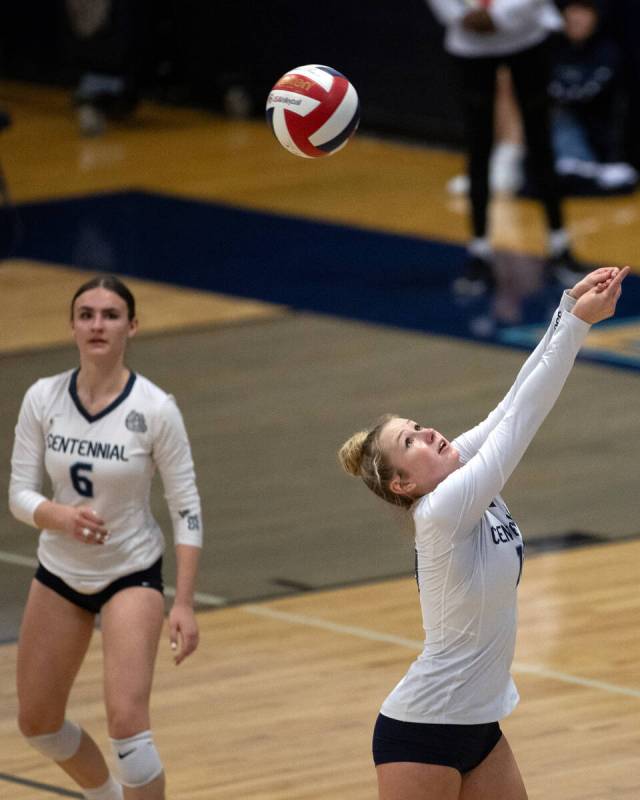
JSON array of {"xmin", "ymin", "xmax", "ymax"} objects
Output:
[
  {"xmin": 9, "ymin": 275, "xmax": 203, "ymax": 800},
  {"xmin": 338, "ymin": 266, "xmax": 629, "ymax": 800}
]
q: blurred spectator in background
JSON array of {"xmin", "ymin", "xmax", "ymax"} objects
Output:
[
  {"xmin": 426, "ymin": 0, "xmax": 586, "ymax": 295},
  {"xmin": 487, "ymin": 66, "xmax": 525, "ymax": 194},
  {"xmin": 608, "ymin": 0, "xmax": 640, "ymax": 173},
  {"xmin": 447, "ymin": 66, "xmax": 526, "ymax": 196},
  {"xmin": 547, "ymin": 0, "xmax": 637, "ymax": 194},
  {"xmin": 63, "ymin": 0, "xmax": 149, "ymax": 136}
]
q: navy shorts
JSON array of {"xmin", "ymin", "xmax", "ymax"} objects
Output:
[
  {"xmin": 372, "ymin": 713, "xmax": 502, "ymax": 775},
  {"xmin": 35, "ymin": 558, "xmax": 164, "ymax": 615}
]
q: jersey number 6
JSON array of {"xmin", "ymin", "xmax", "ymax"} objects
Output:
[{"xmin": 70, "ymin": 462, "xmax": 94, "ymax": 498}]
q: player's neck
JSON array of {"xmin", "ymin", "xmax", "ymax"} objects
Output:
[{"xmin": 76, "ymin": 360, "xmax": 130, "ymax": 407}]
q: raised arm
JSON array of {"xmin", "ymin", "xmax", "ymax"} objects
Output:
[
  {"xmin": 420, "ymin": 267, "xmax": 628, "ymax": 536},
  {"xmin": 453, "ymin": 268, "xmax": 621, "ymax": 463}
]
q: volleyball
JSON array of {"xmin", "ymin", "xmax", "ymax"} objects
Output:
[{"xmin": 266, "ymin": 64, "xmax": 360, "ymax": 158}]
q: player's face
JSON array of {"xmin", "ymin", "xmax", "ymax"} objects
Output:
[
  {"xmin": 564, "ymin": 5, "xmax": 597, "ymax": 43},
  {"xmin": 71, "ymin": 288, "xmax": 137, "ymax": 361},
  {"xmin": 379, "ymin": 417, "xmax": 461, "ymax": 500}
]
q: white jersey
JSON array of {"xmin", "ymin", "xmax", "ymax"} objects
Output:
[
  {"xmin": 381, "ymin": 292, "xmax": 589, "ymax": 724},
  {"xmin": 9, "ymin": 369, "xmax": 202, "ymax": 593},
  {"xmin": 426, "ymin": 0, "xmax": 563, "ymax": 58}
]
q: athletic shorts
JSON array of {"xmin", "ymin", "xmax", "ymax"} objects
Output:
[
  {"xmin": 35, "ymin": 558, "xmax": 164, "ymax": 615},
  {"xmin": 372, "ymin": 713, "xmax": 502, "ymax": 774}
]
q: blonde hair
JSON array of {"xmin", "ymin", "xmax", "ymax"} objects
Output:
[{"xmin": 337, "ymin": 414, "xmax": 413, "ymax": 509}]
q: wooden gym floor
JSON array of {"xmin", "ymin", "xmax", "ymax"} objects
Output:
[{"xmin": 0, "ymin": 81, "xmax": 638, "ymax": 798}]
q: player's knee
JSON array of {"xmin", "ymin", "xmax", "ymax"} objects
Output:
[
  {"xmin": 18, "ymin": 708, "xmax": 41, "ymax": 738},
  {"xmin": 105, "ymin": 694, "xmax": 148, "ymax": 736},
  {"xmin": 24, "ymin": 719, "xmax": 82, "ymax": 761},
  {"xmin": 110, "ymin": 730, "xmax": 163, "ymax": 787},
  {"xmin": 18, "ymin": 697, "xmax": 69, "ymax": 736}
]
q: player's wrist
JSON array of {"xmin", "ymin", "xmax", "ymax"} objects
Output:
[
  {"xmin": 171, "ymin": 598, "xmax": 195, "ymax": 611},
  {"xmin": 33, "ymin": 500, "xmax": 73, "ymax": 534}
]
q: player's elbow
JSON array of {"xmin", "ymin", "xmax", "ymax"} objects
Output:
[{"xmin": 8, "ymin": 485, "xmax": 39, "ymax": 527}]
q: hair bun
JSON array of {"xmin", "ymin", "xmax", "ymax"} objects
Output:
[{"xmin": 338, "ymin": 430, "xmax": 369, "ymax": 476}]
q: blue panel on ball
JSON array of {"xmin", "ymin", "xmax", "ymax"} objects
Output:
[
  {"xmin": 265, "ymin": 106, "xmax": 276, "ymax": 134},
  {"xmin": 316, "ymin": 101, "xmax": 360, "ymax": 153},
  {"xmin": 315, "ymin": 65, "xmax": 346, "ymax": 78}
]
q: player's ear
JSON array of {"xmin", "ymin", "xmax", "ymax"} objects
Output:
[
  {"xmin": 390, "ymin": 476, "xmax": 415, "ymax": 498},
  {"xmin": 127, "ymin": 317, "xmax": 139, "ymax": 339}
]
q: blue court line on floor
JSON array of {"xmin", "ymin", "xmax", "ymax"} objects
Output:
[{"xmin": 5, "ymin": 189, "xmax": 640, "ymax": 370}]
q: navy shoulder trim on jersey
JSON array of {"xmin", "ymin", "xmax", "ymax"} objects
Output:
[{"xmin": 69, "ymin": 369, "xmax": 137, "ymax": 423}]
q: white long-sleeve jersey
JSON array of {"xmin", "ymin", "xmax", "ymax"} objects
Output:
[
  {"xmin": 380, "ymin": 292, "xmax": 590, "ymax": 724},
  {"xmin": 425, "ymin": 0, "xmax": 563, "ymax": 58},
  {"xmin": 9, "ymin": 369, "xmax": 202, "ymax": 593}
]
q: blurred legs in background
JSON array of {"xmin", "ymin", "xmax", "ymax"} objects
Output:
[{"xmin": 64, "ymin": 0, "xmax": 147, "ymax": 136}]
